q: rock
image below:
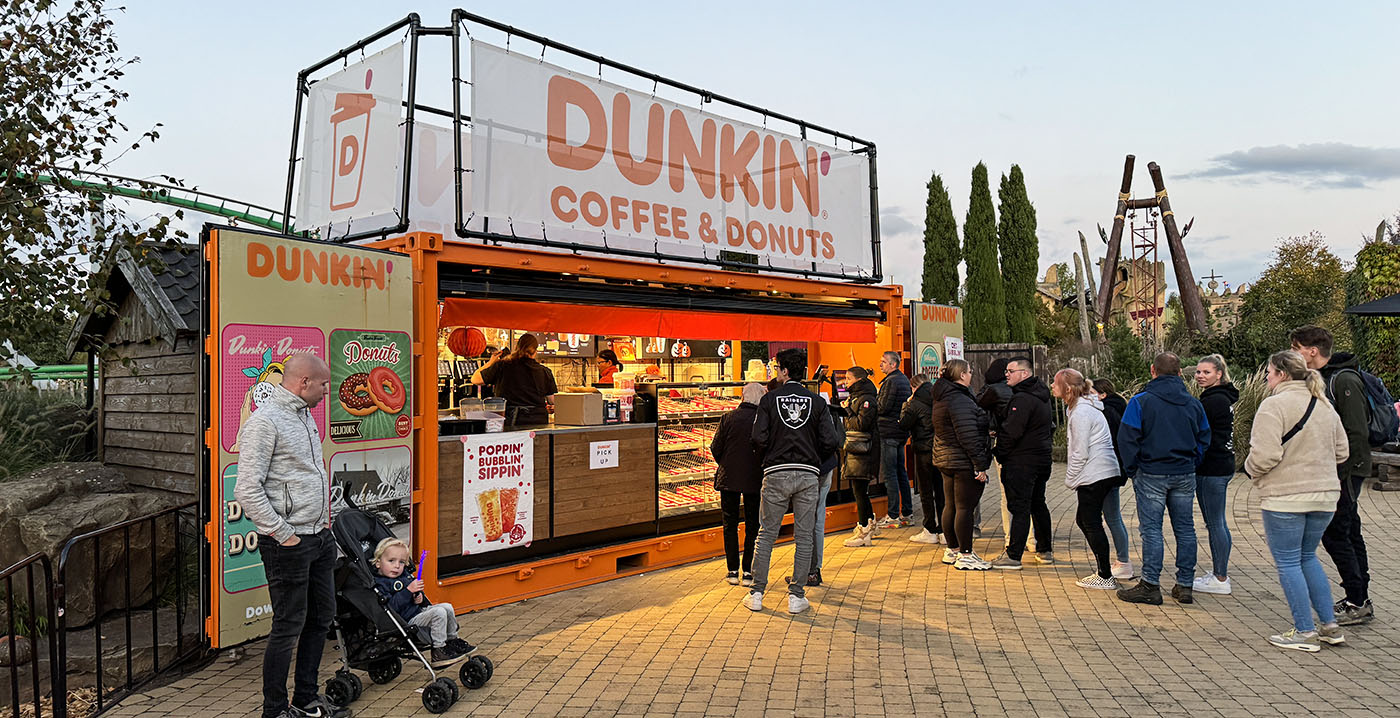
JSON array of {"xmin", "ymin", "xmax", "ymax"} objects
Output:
[
  {"xmin": 18, "ymin": 490, "xmax": 183, "ymax": 627},
  {"xmin": 0, "ymin": 635, "xmax": 33, "ymax": 666}
]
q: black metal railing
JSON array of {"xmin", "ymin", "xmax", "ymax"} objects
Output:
[
  {"xmin": 3, "ymin": 553, "xmax": 60, "ymax": 718},
  {"xmin": 55, "ymin": 501, "xmax": 205, "ymax": 716}
]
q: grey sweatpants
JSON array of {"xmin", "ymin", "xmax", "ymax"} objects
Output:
[
  {"xmin": 750, "ymin": 469, "xmax": 820, "ymax": 598},
  {"xmin": 409, "ymin": 603, "xmax": 459, "ymax": 647}
]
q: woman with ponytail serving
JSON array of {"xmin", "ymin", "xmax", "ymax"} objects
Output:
[
  {"xmin": 472, "ymin": 333, "xmax": 558, "ymax": 426},
  {"xmin": 1245, "ymin": 350, "xmax": 1350, "ymax": 652}
]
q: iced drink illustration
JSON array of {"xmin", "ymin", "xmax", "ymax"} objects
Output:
[
  {"xmin": 500, "ymin": 488, "xmax": 519, "ymax": 534},
  {"xmin": 329, "ymin": 90, "xmax": 377, "ymax": 211},
  {"xmin": 477, "ymin": 489, "xmax": 503, "ymax": 541}
]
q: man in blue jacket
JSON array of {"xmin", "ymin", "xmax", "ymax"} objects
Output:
[{"xmin": 1116, "ymin": 353, "xmax": 1211, "ymax": 606}]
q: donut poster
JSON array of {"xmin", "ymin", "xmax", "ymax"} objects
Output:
[
  {"xmin": 219, "ymin": 324, "xmax": 328, "ymax": 451},
  {"xmin": 329, "ymin": 329, "xmax": 413, "ymax": 442},
  {"xmin": 461, "ymin": 431, "xmax": 534, "ymax": 554},
  {"xmin": 210, "ymin": 228, "xmax": 414, "ymax": 647}
]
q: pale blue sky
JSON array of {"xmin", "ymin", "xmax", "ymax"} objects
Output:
[{"xmin": 109, "ymin": 1, "xmax": 1400, "ymax": 295}]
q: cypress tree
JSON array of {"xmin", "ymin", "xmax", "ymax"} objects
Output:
[
  {"xmin": 998, "ymin": 165, "xmax": 1040, "ymax": 343},
  {"xmin": 920, "ymin": 172, "xmax": 960, "ymax": 305},
  {"xmin": 963, "ymin": 163, "xmax": 1007, "ymax": 343}
]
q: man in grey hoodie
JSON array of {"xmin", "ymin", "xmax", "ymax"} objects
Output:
[{"xmin": 233, "ymin": 354, "xmax": 347, "ymax": 718}]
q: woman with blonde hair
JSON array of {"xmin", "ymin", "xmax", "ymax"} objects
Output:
[
  {"xmin": 1193, "ymin": 354, "xmax": 1240, "ymax": 595},
  {"xmin": 1245, "ymin": 350, "xmax": 1349, "ymax": 652},
  {"xmin": 930, "ymin": 359, "xmax": 993, "ymax": 570},
  {"xmin": 1054, "ymin": 368, "xmax": 1124, "ymax": 589}
]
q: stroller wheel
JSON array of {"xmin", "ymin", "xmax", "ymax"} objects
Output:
[
  {"xmin": 422, "ymin": 677, "xmax": 457, "ymax": 713},
  {"xmin": 346, "ymin": 672, "xmax": 364, "ymax": 701},
  {"xmin": 473, "ymin": 655, "xmax": 494, "ymax": 680},
  {"xmin": 368, "ymin": 656, "xmax": 402, "ymax": 684},
  {"xmin": 324, "ymin": 676, "xmax": 355, "ymax": 707},
  {"xmin": 460, "ymin": 657, "xmax": 489, "ymax": 690}
]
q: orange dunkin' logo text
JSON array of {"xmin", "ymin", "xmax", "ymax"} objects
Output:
[{"xmin": 245, "ymin": 241, "xmax": 394, "ymax": 290}]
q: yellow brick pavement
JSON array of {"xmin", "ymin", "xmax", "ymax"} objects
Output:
[{"xmin": 109, "ymin": 466, "xmax": 1400, "ymax": 717}]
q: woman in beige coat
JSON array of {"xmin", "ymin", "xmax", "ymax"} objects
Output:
[{"xmin": 1244, "ymin": 350, "xmax": 1350, "ymax": 652}]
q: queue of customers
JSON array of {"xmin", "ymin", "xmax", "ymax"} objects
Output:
[{"xmin": 712, "ymin": 324, "xmax": 1380, "ymax": 652}]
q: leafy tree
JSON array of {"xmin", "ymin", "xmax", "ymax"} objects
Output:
[
  {"xmin": 1104, "ymin": 319, "xmax": 1149, "ymax": 388},
  {"xmin": 1, "ymin": 0, "xmax": 184, "ymax": 364},
  {"xmin": 1225, "ymin": 232, "xmax": 1348, "ymax": 372},
  {"xmin": 963, "ymin": 163, "xmax": 1006, "ymax": 343},
  {"xmin": 1054, "ymin": 261, "xmax": 1076, "ymax": 300},
  {"xmin": 997, "ymin": 165, "xmax": 1039, "ymax": 342},
  {"xmin": 1346, "ymin": 217, "xmax": 1400, "ymax": 391},
  {"xmin": 920, "ymin": 172, "xmax": 959, "ymax": 305}
]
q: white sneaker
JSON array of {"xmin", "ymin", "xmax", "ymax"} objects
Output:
[
  {"xmin": 787, "ymin": 594, "xmax": 810, "ymax": 614},
  {"xmin": 1076, "ymin": 574, "xmax": 1118, "ymax": 590},
  {"xmin": 941, "ymin": 548, "xmax": 959, "ymax": 565},
  {"xmin": 743, "ymin": 591, "xmax": 764, "ymax": 612},
  {"xmin": 1112, "ymin": 561, "xmax": 1135, "ymax": 580},
  {"xmin": 875, "ymin": 516, "xmax": 901, "ymax": 530},
  {"xmin": 843, "ymin": 526, "xmax": 873, "ymax": 547},
  {"xmin": 1193, "ymin": 575, "xmax": 1233, "ymax": 595},
  {"xmin": 909, "ymin": 528, "xmax": 939, "ymax": 544},
  {"xmin": 954, "ymin": 552, "xmax": 991, "ymax": 571}
]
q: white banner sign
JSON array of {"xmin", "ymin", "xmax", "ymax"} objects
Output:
[
  {"xmin": 944, "ymin": 336, "xmax": 965, "ymax": 361},
  {"xmin": 470, "ymin": 40, "xmax": 874, "ymax": 276},
  {"xmin": 461, "ymin": 431, "xmax": 534, "ymax": 554},
  {"xmin": 296, "ymin": 43, "xmax": 405, "ymax": 233}
]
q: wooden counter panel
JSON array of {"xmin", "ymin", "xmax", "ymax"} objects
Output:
[
  {"xmin": 438, "ymin": 434, "xmax": 551, "ymax": 556},
  {"xmin": 551, "ymin": 427, "xmax": 657, "ymax": 537}
]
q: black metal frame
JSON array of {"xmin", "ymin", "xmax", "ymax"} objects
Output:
[
  {"xmin": 280, "ymin": 11, "xmax": 882, "ymax": 282},
  {"xmin": 3, "ymin": 553, "xmax": 59, "ymax": 718},
  {"xmin": 281, "ymin": 14, "xmax": 424, "ymax": 244},
  {"xmin": 54, "ymin": 501, "xmax": 205, "ymax": 716}
]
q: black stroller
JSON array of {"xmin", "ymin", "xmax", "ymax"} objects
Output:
[{"xmin": 324, "ymin": 503, "xmax": 494, "ymax": 713}]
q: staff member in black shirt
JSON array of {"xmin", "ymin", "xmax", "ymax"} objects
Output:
[{"xmin": 472, "ymin": 333, "xmax": 558, "ymax": 426}]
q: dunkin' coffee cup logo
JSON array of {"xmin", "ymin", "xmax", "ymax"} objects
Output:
[{"xmin": 329, "ymin": 69, "xmax": 377, "ymax": 211}]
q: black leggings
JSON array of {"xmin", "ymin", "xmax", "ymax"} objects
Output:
[
  {"xmin": 720, "ymin": 490, "xmax": 760, "ymax": 572},
  {"xmin": 913, "ymin": 451, "xmax": 944, "ymax": 533},
  {"xmin": 1076, "ymin": 481, "xmax": 1115, "ymax": 578},
  {"xmin": 940, "ymin": 468, "xmax": 985, "ymax": 553},
  {"xmin": 851, "ymin": 479, "xmax": 874, "ymax": 525}
]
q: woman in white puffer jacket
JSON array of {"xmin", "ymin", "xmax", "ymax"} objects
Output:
[{"xmin": 1053, "ymin": 368, "xmax": 1124, "ymax": 590}]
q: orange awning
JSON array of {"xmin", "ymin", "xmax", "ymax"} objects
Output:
[{"xmin": 439, "ymin": 298, "xmax": 876, "ymax": 343}]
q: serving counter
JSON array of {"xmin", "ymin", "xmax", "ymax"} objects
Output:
[{"xmin": 436, "ymin": 422, "xmax": 659, "ymax": 576}]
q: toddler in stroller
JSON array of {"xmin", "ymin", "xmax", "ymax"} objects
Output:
[{"xmin": 323, "ymin": 506, "xmax": 493, "ymax": 714}]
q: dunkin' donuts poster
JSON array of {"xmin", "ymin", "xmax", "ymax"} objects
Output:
[
  {"xmin": 461, "ymin": 431, "xmax": 534, "ymax": 554},
  {"xmin": 208, "ymin": 227, "xmax": 412, "ymax": 647},
  {"xmin": 329, "ymin": 329, "xmax": 412, "ymax": 443}
]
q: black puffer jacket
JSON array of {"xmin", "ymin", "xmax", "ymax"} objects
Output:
[
  {"xmin": 1198, "ymin": 383, "xmax": 1239, "ymax": 477},
  {"xmin": 711, "ymin": 402, "xmax": 763, "ymax": 493},
  {"xmin": 930, "ymin": 377, "xmax": 992, "ymax": 472},
  {"xmin": 899, "ymin": 381, "xmax": 936, "ymax": 453},
  {"xmin": 995, "ymin": 376, "xmax": 1054, "ymax": 467},
  {"xmin": 877, "ymin": 370, "xmax": 912, "ymax": 441},
  {"xmin": 977, "ymin": 382, "xmax": 1013, "ymax": 432},
  {"xmin": 1101, "ymin": 393, "xmax": 1127, "ymax": 472},
  {"xmin": 841, "ymin": 377, "xmax": 880, "ymax": 481}
]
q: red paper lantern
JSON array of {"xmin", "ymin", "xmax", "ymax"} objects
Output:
[{"xmin": 447, "ymin": 327, "xmax": 487, "ymax": 357}]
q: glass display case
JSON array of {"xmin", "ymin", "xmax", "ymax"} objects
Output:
[
  {"xmin": 639, "ymin": 379, "xmax": 823, "ymax": 518},
  {"xmin": 645, "ymin": 381, "xmax": 743, "ymax": 517}
]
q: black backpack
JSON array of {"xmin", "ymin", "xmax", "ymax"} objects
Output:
[{"xmin": 1328, "ymin": 368, "xmax": 1400, "ymax": 448}]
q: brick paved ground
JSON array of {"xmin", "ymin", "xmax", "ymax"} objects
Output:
[{"xmin": 111, "ymin": 466, "xmax": 1400, "ymax": 717}]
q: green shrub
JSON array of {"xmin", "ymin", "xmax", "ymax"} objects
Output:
[{"xmin": 0, "ymin": 383, "xmax": 95, "ymax": 478}]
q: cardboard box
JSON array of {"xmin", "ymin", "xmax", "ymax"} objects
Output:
[{"xmin": 553, "ymin": 392, "xmax": 603, "ymax": 426}]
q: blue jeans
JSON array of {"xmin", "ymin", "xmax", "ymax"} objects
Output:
[
  {"xmin": 750, "ymin": 470, "xmax": 819, "ymax": 598},
  {"xmin": 1262, "ymin": 509, "xmax": 1337, "ymax": 632},
  {"xmin": 881, "ymin": 438, "xmax": 912, "ymax": 518},
  {"xmin": 804, "ymin": 470, "xmax": 833, "ymax": 577},
  {"xmin": 1101, "ymin": 484, "xmax": 1131, "ymax": 563},
  {"xmin": 1133, "ymin": 472, "xmax": 1197, "ymax": 586},
  {"xmin": 1196, "ymin": 474, "xmax": 1233, "ymax": 578}
]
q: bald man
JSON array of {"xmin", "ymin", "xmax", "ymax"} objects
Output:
[{"xmin": 233, "ymin": 353, "xmax": 348, "ymax": 718}]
